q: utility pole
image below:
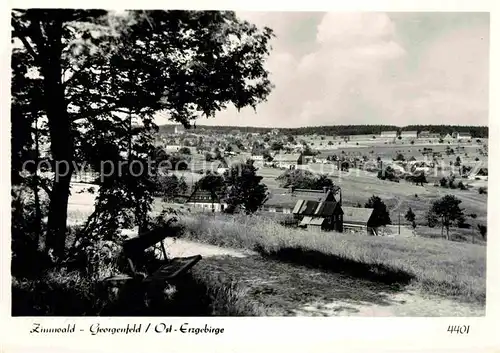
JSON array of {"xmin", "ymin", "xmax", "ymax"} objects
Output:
[{"xmin": 398, "ymin": 212, "xmax": 401, "ymax": 235}]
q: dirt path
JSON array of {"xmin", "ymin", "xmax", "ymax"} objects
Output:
[{"xmin": 166, "ymin": 239, "xmax": 485, "ymax": 317}]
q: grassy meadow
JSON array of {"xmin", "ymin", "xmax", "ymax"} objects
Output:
[{"xmin": 178, "ymin": 213, "xmax": 486, "ymax": 305}]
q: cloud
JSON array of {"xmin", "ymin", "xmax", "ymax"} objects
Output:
[{"xmin": 156, "ymin": 12, "xmax": 489, "ymax": 128}]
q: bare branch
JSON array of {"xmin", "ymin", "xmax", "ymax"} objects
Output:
[{"xmin": 11, "ymin": 19, "xmax": 40, "ymax": 62}]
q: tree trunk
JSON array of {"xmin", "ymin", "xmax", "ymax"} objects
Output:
[
  {"xmin": 33, "ymin": 112, "xmax": 41, "ymax": 249},
  {"xmin": 41, "ymin": 20, "xmax": 74, "ymax": 259}
]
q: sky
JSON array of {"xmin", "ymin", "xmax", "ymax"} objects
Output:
[{"xmin": 155, "ymin": 12, "xmax": 490, "ymax": 128}]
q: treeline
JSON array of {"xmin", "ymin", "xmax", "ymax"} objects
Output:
[{"xmin": 158, "ymin": 124, "xmax": 489, "ymax": 138}]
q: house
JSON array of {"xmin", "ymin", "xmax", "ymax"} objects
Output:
[
  {"xmin": 251, "ymin": 153, "xmax": 264, "ymax": 161},
  {"xmin": 342, "ymin": 206, "xmax": 377, "ymax": 235},
  {"xmin": 174, "ymin": 125, "xmax": 185, "ymax": 134},
  {"xmin": 400, "ymin": 131, "xmax": 418, "ymax": 139},
  {"xmin": 458, "ymin": 132, "xmax": 472, "ymax": 140},
  {"xmin": 273, "ymin": 153, "xmax": 304, "ymax": 169},
  {"xmin": 417, "ymin": 131, "xmax": 430, "ymax": 139},
  {"xmin": 428, "ymin": 133, "xmax": 441, "ymax": 139},
  {"xmin": 380, "ymin": 131, "xmax": 398, "ymax": 138},
  {"xmin": 185, "ymin": 187, "xmax": 226, "ymax": 212},
  {"xmin": 292, "ymin": 188, "xmax": 343, "ymax": 232},
  {"xmin": 443, "ymin": 133, "xmax": 453, "ymax": 141},
  {"xmin": 263, "ymin": 187, "xmax": 335, "ymax": 215},
  {"xmin": 271, "ymin": 128, "xmax": 280, "ymax": 136}
]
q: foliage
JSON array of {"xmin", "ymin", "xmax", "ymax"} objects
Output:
[
  {"xmin": 364, "ymin": 196, "xmax": 391, "ymax": 227},
  {"xmin": 377, "ymin": 166, "xmax": 400, "ymax": 182},
  {"xmin": 405, "ymin": 207, "xmax": 416, "ymax": 229},
  {"xmin": 223, "ymin": 160, "xmax": 268, "ymax": 214},
  {"xmin": 477, "ymin": 224, "xmax": 487, "ymax": 240},
  {"xmin": 276, "ymin": 169, "xmax": 340, "ymax": 193},
  {"xmin": 428, "ymin": 195, "xmax": 465, "ymax": 240},
  {"xmin": 195, "ymin": 172, "xmax": 226, "ymax": 202},
  {"xmin": 12, "ymin": 9, "xmax": 275, "ymax": 258},
  {"xmin": 155, "ymin": 173, "xmax": 188, "ymax": 201},
  {"xmin": 478, "ymin": 187, "xmax": 487, "ymax": 194}
]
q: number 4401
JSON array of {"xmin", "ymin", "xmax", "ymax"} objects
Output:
[{"xmin": 447, "ymin": 325, "xmax": 470, "ymax": 334}]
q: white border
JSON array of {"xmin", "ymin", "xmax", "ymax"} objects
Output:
[{"xmin": 1, "ymin": 1, "xmax": 499, "ymax": 352}]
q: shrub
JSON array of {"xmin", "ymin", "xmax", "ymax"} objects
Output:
[{"xmin": 478, "ymin": 187, "xmax": 487, "ymax": 195}]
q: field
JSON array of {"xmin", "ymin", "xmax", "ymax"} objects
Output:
[{"xmin": 177, "ymin": 213, "xmax": 486, "ymax": 307}]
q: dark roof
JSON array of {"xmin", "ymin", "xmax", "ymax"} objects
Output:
[
  {"xmin": 294, "ymin": 199, "xmax": 342, "ymax": 217},
  {"xmin": 314, "ymin": 200, "xmax": 343, "ymax": 217},
  {"xmin": 186, "ymin": 187, "xmax": 222, "ymax": 204},
  {"xmin": 265, "ymin": 188, "xmax": 338, "ymax": 209},
  {"xmin": 342, "ymin": 206, "xmax": 374, "ymax": 225}
]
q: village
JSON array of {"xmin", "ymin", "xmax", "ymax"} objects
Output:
[
  {"xmin": 115, "ymin": 124, "xmax": 488, "ymax": 240},
  {"xmin": 10, "ymin": 10, "xmax": 489, "ymax": 320}
]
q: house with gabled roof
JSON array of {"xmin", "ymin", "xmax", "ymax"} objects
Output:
[
  {"xmin": 342, "ymin": 206, "xmax": 377, "ymax": 235},
  {"xmin": 273, "ymin": 153, "xmax": 304, "ymax": 170},
  {"xmin": 292, "ymin": 188, "xmax": 343, "ymax": 232},
  {"xmin": 185, "ymin": 186, "xmax": 226, "ymax": 212}
]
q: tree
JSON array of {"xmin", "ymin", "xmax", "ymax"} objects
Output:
[
  {"xmin": 395, "ymin": 153, "xmax": 405, "ymax": 161},
  {"xmin": 270, "ymin": 141, "xmax": 283, "ymax": 151},
  {"xmin": 12, "ymin": 9, "xmax": 274, "ymax": 258},
  {"xmin": 178, "ymin": 147, "xmax": 191, "ymax": 155},
  {"xmin": 477, "ymin": 224, "xmax": 487, "ymax": 240},
  {"xmin": 365, "ymin": 196, "xmax": 391, "ymax": 227},
  {"xmin": 429, "ymin": 195, "xmax": 465, "ymax": 240},
  {"xmin": 426, "ymin": 210, "xmax": 439, "ymax": 228},
  {"xmin": 454, "ymin": 156, "xmax": 461, "ymax": 167},
  {"xmin": 196, "ymin": 172, "xmax": 226, "ymax": 209},
  {"xmin": 404, "ymin": 207, "xmax": 417, "ymax": 231},
  {"xmin": 223, "ymin": 160, "xmax": 268, "ymax": 214}
]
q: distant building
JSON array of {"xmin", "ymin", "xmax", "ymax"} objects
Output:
[
  {"xmin": 417, "ymin": 131, "xmax": 430, "ymax": 138},
  {"xmin": 400, "ymin": 131, "xmax": 418, "ymax": 139},
  {"xmin": 185, "ymin": 187, "xmax": 226, "ymax": 212},
  {"xmin": 458, "ymin": 132, "xmax": 472, "ymax": 140},
  {"xmin": 174, "ymin": 125, "xmax": 185, "ymax": 134},
  {"xmin": 380, "ymin": 131, "xmax": 398, "ymax": 138},
  {"xmin": 271, "ymin": 128, "xmax": 280, "ymax": 136},
  {"xmin": 342, "ymin": 206, "xmax": 377, "ymax": 235},
  {"xmin": 273, "ymin": 153, "xmax": 304, "ymax": 169}
]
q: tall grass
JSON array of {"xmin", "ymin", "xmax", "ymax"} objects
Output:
[{"xmin": 179, "ymin": 214, "xmax": 486, "ymax": 305}]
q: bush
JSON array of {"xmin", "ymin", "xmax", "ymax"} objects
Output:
[
  {"xmin": 458, "ymin": 181, "xmax": 467, "ymax": 190},
  {"xmin": 478, "ymin": 187, "xmax": 487, "ymax": 195}
]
